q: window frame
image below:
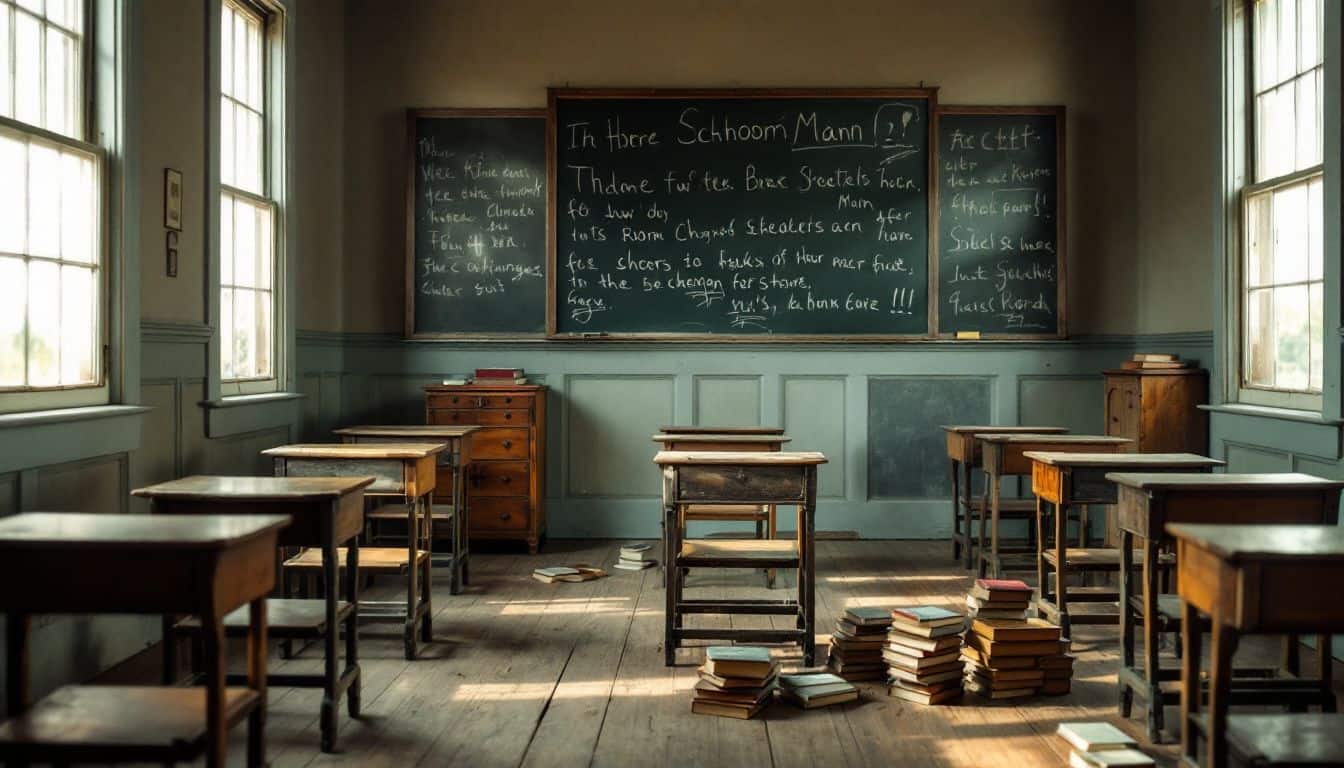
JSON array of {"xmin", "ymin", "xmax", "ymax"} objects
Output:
[
  {"xmin": 0, "ymin": 0, "xmax": 111, "ymax": 414},
  {"xmin": 1230, "ymin": 0, "xmax": 1327, "ymax": 411}
]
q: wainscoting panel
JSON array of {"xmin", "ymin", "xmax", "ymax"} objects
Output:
[
  {"xmin": 692, "ymin": 375, "xmax": 763, "ymax": 427},
  {"xmin": 1223, "ymin": 442, "xmax": 1293, "ymax": 473},
  {"xmin": 35, "ymin": 455, "xmax": 128, "ymax": 515},
  {"xmin": 1018, "ymin": 375, "xmax": 1106, "ymax": 434},
  {"xmin": 868, "ymin": 376, "xmax": 992, "ymax": 500},
  {"xmin": 566, "ymin": 375, "xmax": 676, "ymax": 498},
  {"xmin": 781, "ymin": 376, "xmax": 846, "ymax": 499}
]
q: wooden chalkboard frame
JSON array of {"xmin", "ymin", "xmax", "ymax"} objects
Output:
[
  {"xmin": 546, "ymin": 87, "xmax": 939, "ymax": 341},
  {"xmin": 931, "ymin": 105, "xmax": 1067, "ymax": 340},
  {"xmin": 404, "ymin": 108, "xmax": 551, "ymax": 339}
]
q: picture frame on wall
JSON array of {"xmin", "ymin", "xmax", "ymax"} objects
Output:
[{"xmin": 164, "ymin": 168, "xmax": 183, "ymax": 231}]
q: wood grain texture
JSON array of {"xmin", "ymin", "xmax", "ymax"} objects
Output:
[
  {"xmin": 334, "ymin": 425, "xmax": 480, "ymax": 439},
  {"xmin": 0, "ymin": 512, "xmax": 290, "ymax": 550},
  {"xmin": 1022, "ymin": 452, "xmax": 1222, "ymax": 468},
  {"xmin": 132, "ymin": 475, "xmax": 375, "ymax": 500},
  {"xmin": 1107, "ymin": 472, "xmax": 1344, "ymax": 491},
  {"xmin": 653, "ymin": 451, "xmax": 827, "ymax": 465},
  {"xmin": 263, "ymin": 443, "xmax": 447, "ymax": 459}
]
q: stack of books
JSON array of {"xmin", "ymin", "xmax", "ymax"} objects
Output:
[
  {"xmin": 1057, "ymin": 722, "xmax": 1153, "ymax": 767},
  {"xmin": 966, "ymin": 577, "xmax": 1032, "ymax": 620},
  {"xmin": 962, "ymin": 617, "xmax": 1070, "ymax": 699},
  {"xmin": 693, "ymin": 647, "xmax": 777, "ymax": 719},
  {"xmin": 1119, "ymin": 353, "xmax": 1191, "ymax": 371},
  {"xmin": 826, "ymin": 607, "xmax": 891, "ymax": 681},
  {"xmin": 474, "ymin": 367, "xmax": 529, "ymax": 384},
  {"xmin": 884, "ymin": 606, "xmax": 966, "ymax": 705},
  {"xmin": 613, "ymin": 542, "xmax": 657, "ymax": 571},
  {"xmin": 778, "ymin": 672, "xmax": 859, "ymax": 709},
  {"xmin": 531, "ymin": 565, "xmax": 606, "ymax": 583}
]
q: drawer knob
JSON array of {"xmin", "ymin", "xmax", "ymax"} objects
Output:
[
  {"xmin": 476, "ymin": 397, "xmax": 486, "ymax": 408},
  {"xmin": 502, "ymin": 476, "xmax": 512, "ymax": 484},
  {"xmin": 500, "ymin": 512, "xmax": 511, "ymax": 521},
  {"xmin": 451, "ymin": 397, "xmax": 460, "ymax": 404},
  {"xmin": 735, "ymin": 469, "xmax": 747, "ymax": 483},
  {"xmin": 502, "ymin": 440, "xmax": 512, "ymax": 449},
  {"xmin": 504, "ymin": 397, "xmax": 512, "ymax": 404},
  {"xmin": 505, "ymin": 413, "xmax": 513, "ymax": 420}
]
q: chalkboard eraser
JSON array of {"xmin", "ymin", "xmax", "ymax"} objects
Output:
[
  {"xmin": 955, "ymin": 331, "xmax": 982, "ymax": 340},
  {"xmin": 580, "ymin": 332, "xmax": 610, "ymax": 338}
]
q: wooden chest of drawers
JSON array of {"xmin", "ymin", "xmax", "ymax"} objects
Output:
[
  {"xmin": 1103, "ymin": 368, "xmax": 1208, "ymax": 453},
  {"xmin": 425, "ymin": 384, "xmax": 546, "ymax": 552}
]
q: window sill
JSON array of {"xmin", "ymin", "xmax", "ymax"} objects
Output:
[
  {"xmin": 1200, "ymin": 403, "xmax": 1343, "ymax": 461},
  {"xmin": 201, "ymin": 391, "xmax": 304, "ymax": 439},
  {"xmin": 0, "ymin": 405, "xmax": 151, "ymax": 474},
  {"xmin": 1199, "ymin": 402, "xmax": 1343, "ymax": 426}
]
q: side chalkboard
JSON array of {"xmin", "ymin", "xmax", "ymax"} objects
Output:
[
  {"xmin": 934, "ymin": 107, "xmax": 1065, "ymax": 337},
  {"xmin": 406, "ymin": 109, "xmax": 548, "ymax": 337},
  {"xmin": 550, "ymin": 89, "xmax": 934, "ymax": 338}
]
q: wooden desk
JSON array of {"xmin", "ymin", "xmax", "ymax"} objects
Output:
[
  {"xmin": 659, "ymin": 425, "xmax": 785, "ymax": 435},
  {"xmin": 977, "ymin": 434, "xmax": 1131, "ymax": 578},
  {"xmin": 942, "ymin": 426, "xmax": 1070, "ymax": 569},
  {"xmin": 263, "ymin": 443, "xmax": 443, "ymax": 660},
  {"xmin": 1108, "ymin": 472, "xmax": 1344, "ymax": 743},
  {"xmin": 654, "ymin": 450, "xmax": 826, "ymax": 666},
  {"xmin": 1025, "ymin": 452, "xmax": 1223, "ymax": 635},
  {"xmin": 0, "ymin": 513, "xmax": 287, "ymax": 768},
  {"xmin": 1169, "ymin": 524, "xmax": 1344, "ymax": 768},
  {"xmin": 334, "ymin": 425, "xmax": 478, "ymax": 594},
  {"xmin": 132, "ymin": 475, "xmax": 372, "ymax": 753}
]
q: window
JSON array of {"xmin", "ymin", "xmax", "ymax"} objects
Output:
[
  {"xmin": 219, "ymin": 0, "xmax": 280, "ymax": 393},
  {"xmin": 1238, "ymin": 0, "xmax": 1324, "ymax": 407},
  {"xmin": 0, "ymin": 0, "xmax": 104, "ymax": 405}
]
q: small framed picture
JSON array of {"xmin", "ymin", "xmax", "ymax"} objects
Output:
[{"xmin": 164, "ymin": 168, "xmax": 183, "ymax": 231}]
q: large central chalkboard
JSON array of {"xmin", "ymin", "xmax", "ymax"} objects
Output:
[
  {"xmin": 550, "ymin": 89, "xmax": 933, "ymax": 337},
  {"xmin": 406, "ymin": 109, "xmax": 548, "ymax": 337},
  {"xmin": 935, "ymin": 107, "xmax": 1065, "ymax": 337}
]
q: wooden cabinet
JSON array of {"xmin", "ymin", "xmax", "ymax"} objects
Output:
[
  {"xmin": 1103, "ymin": 369, "xmax": 1208, "ymax": 453},
  {"xmin": 425, "ymin": 384, "xmax": 547, "ymax": 553}
]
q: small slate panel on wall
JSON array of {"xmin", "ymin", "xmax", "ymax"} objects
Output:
[{"xmin": 868, "ymin": 377, "xmax": 991, "ymax": 498}]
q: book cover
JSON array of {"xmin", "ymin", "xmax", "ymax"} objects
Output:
[
  {"xmin": 885, "ymin": 629, "xmax": 962, "ymax": 654},
  {"xmin": 890, "ymin": 606, "xmax": 963, "ymax": 625},
  {"xmin": 691, "ymin": 698, "xmax": 768, "ymax": 719},
  {"xmin": 1056, "ymin": 722, "xmax": 1137, "ymax": 753},
  {"xmin": 971, "ymin": 617, "xmax": 1062, "ymax": 642},
  {"xmin": 697, "ymin": 667, "xmax": 779, "ymax": 691},
  {"xmin": 1068, "ymin": 749, "xmax": 1154, "ymax": 767},
  {"xmin": 703, "ymin": 647, "xmax": 774, "ymax": 680},
  {"xmin": 844, "ymin": 606, "xmax": 895, "ymax": 626}
]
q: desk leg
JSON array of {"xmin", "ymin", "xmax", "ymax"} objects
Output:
[
  {"xmin": 246, "ymin": 598, "xmax": 267, "ymax": 768},
  {"xmin": 161, "ymin": 615, "xmax": 176, "ymax": 685},
  {"xmin": 1055, "ymin": 499, "xmax": 1070, "ymax": 637},
  {"xmin": 458, "ymin": 460, "xmax": 471, "ymax": 589},
  {"xmin": 950, "ymin": 459, "xmax": 961, "ymax": 562},
  {"xmin": 803, "ymin": 472, "xmax": 818, "ymax": 667},
  {"xmin": 1035, "ymin": 496, "xmax": 1047, "ymax": 613},
  {"xmin": 320, "ymin": 530, "xmax": 339, "ymax": 753},
  {"xmin": 987, "ymin": 473, "xmax": 1002, "ymax": 578},
  {"xmin": 663, "ymin": 499, "xmax": 678, "ymax": 666},
  {"xmin": 1320, "ymin": 633, "xmax": 1336, "ymax": 712},
  {"xmin": 5, "ymin": 612, "xmax": 29, "ymax": 716},
  {"xmin": 404, "ymin": 498, "xmax": 419, "ymax": 661},
  {"xmin": 419, "ymin": 496, "xmax": 434, "ymax": 644},
  {"xmin": 1142, "ymin": 535, "xmax": 1163, "ymax": 741},
  {"xmin": 765, "ymin": 504, "xmax": 777, "ymax": 590},
  {"xmin": 1180, "ymin": 600, "xmax": 1202, "ymax": 766},
  {"xmin": 976, "ymin": 472, "xmax": 990, "ymax": 577},
  {"xmin": 1118, "ymin": 531, "xmax": 1135, "ymax": 719},
  {"xmin": 346, "ymin": 539, "xmax": 361, "ymax": 718},
  {"xmin": 961, "ymin": 462, "xmax": 974, "ymax": 570},
  {"xmin": 202, "ymin": 609, "xmax": 227, "ymax": 768},
  {"xmin": 1208, "ymin": 620, "xmax": 1237, "ymax": 768}
]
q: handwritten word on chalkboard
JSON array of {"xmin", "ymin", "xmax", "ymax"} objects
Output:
[
  {"xmin": 550, "ymin": 89, "xmax": 933, "ymax": 337},
  {"xmin": 935, "ymin": 108, "xmax": 1064, "ymax": 337},
  {"xmin": 406, "ymin": 109, "xmax": 548, "ymax": 337}
]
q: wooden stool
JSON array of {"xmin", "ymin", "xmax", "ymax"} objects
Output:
[
  {"xmin": 943, "ymin": 425, "xmax": 1069, "ymax": 569},
  {"xmin": 0, "ymin": 513, "xmax": 286, "ymax": 768},
  {"xmin": 654, "ymin": 450, "xmax": 825, "ymax": 666},
  {"xmin": 1110, "ymin": 472, "xmax": 1344, "ymax": 743},
  {"xmin": 335, "ymin": 424, "xmax": 479, "ymax": 594},
  {"xmin": 1170, "ymin": 524, "xmax": 1344, "ymax": 768},
  {"xmin": 264, "ymin": 442, "xmax": 443, "ymax": 660},
  {"xmin": 133, "ymin": 475, "xmax": 374, "ymax": 753}
]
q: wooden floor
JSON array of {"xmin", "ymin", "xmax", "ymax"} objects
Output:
[{"xmin": 190, "ymin": 539, "xmax": 1340, "ymax": 767}]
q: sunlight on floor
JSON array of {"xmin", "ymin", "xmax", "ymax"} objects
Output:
[{"xmin": 450, "ymin": 676, "xmax": 695, "ymax": 702}]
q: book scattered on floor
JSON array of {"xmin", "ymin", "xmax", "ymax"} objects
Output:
[
  {"xmin": 531, "ymin": 565, "xmax": 607, "ymax": 583},
  {"xmin": 1056, "ymin": 722, "xmax": 1137, "ymax": 753},
  {"xmin": 693, "ymin": 646, "xmax": 778, "ymax": 719},
  {"xmin": 884, "ymin": 605, "xmax": 966, "ymax": 705},
  {"xmin": 961, "ymin": 587, "xmax": 1074, "ymax": 699},
  {"xmin": 778, "ymin": 672, "xmax": 859, "ymax": 709},
  {"xmin": 827, "ymin": 608, "xmax": 890, "ymax": 681},
  {"xmin": 614, "ymin": 542, "xmax": 657, "ymax": 570},
  {"xmin": 1067, "ymin": 749, "xmax": 1155, "ymax": 767},
  {"xmin": 843, "ymin": 606, "xmax": 895, "ymax": 627}
]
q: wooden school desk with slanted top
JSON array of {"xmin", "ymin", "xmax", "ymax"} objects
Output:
[
  {"xmin": 942, "ymin": 425, "xmax": 1070, "ymax": 569},
  {"xmin": 1024, "ymin": 452, "xmax": 1223, "ymax": 635},
  {"xmin": 1170, "ymin": 524, "xmax": 1344, "ymax": 768},
  {"xmin": 0, "ymin": 513, "xmax": 288, "ymax": 768},
  {"xmin": 132, "ymin": 475, "xmax": 374, "ymax": 753},
  {"xmin": 1108, "ymin": 472, "xmax": 1344, "ymax": 743},
  {"xmin": 976, "ymin": 433, "xmax": 1132, "ymax": 578},
  {"xmin": 263, "ymin": 442, "xmax": 442, "ymax": 660},
  {"xmin": 334, "ymin": 424, "xmax": 478, "ymax": 594},
  {"xmin": 654, "ymin": 450, "xmax": 826, "ymax": 667}
]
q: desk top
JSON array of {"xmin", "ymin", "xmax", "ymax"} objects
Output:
[
  {"xmin": 660, "ymin": 425, "xmax": 784, "ymax": 435},
  {"xmin": 0, "ymin": 513, "xmax": 290, "ymax": 551},
  {"xmin": 1106, "ymin": 472, "xmax": 1344, "ymax": 491},
  {"xmin": 978, "ymin": 433, "xmax": 1131, "ymax": 446},
  {"xmin": 1024, "ymin": 452, "xmax": 1223, "ymax": 469},
  {"xmin": 941, "ymin": 425, "xmax": 1069, "ymax": 435},
  {"xmin": 651, "ymin": 434, "xmax": 792, "ymax": 444},
  {"xmin": 1167, "ymin": 523, "xmax": 1344, "ymax": 562},
  {"xmin": 333, "ymin": 424, "xmax": 478, "ymax": 439},
  {"xmin": 262, "ymin": 442, "xmax": 446, "ymax": 459},
  {"xmin": 132, "ymin": 475, "xmax": 375, "ymax": 501},
  {"xmin": 653, "ymin": 450, "xmax": 827, "ymax": 466}
]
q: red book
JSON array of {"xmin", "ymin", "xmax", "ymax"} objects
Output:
[
  {"xmin": 474, "ymin": 368, "xmax": 524, "ymax": 379},
  {"xmin": 974, "ymin": 579, "xmax": 1030, "ymax": 593}
]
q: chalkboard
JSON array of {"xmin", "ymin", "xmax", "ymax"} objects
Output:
[
  {"xmin": 934, "ymin": 107, "xmax": 1065, "ymax": 337},
  {"xmin": 868, "ymin": 377, "xmax": 991, "ymax": 498},
  {"xmin": 406, "ymin": 109, "xmax": 549, "ymax": 337},
  {"xmin": 550, "ymin": 89, "xmax": 934, "ymax": 337}
]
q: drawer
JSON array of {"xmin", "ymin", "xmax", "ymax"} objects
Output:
[
  {"xmin": 476, "ymin": 393, "xmax": 528, "ymax": 409},
  {"xmin": 676, "ymin": 464, "xmax": 807, "ymax": 504},
  {"xmin": 469, "ymin": 497, "xmax": 529, "ymax": 530},
  {"xmin": 427, "ymin": 393, "xmax": 530, "ymax": 410},
  {"xmin": 428, "ymin": 409, "xmax": 480, "ymax": 426},
  {"xmin": 471, "ymin": 461, "xmax": 529, "ymax": 497},
  {"xmin": 472, "ymin": 428, "xmax": 529, "ymax": 459},
  {"xmin": 472, "ymin": 408, "xmax": 530, "ymax": 426}
]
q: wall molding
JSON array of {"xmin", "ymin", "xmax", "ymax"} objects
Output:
[{"xmin": 141, "ymin": 320, "xmax": 213, "ymax": 344}]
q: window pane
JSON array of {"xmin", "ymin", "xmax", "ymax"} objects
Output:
[
  {"xmin": 220, "ymin": 99, "xmax": 235, "ymax": 186},
  {"xmin": 234, "ymin": 286, "xmax": 256, "ymax": 377},
  {"xmin": 60, "ymin": 264, "xmax": 93, "ymax": 384},
  {"xmin": 257, "ymin": 204, "xmax": 272, "ymax": 289},
  {"xmin": 1273, "ymin": 284, "xmax": 1310, "ymax": 390},
  {"xmin": 1300, "ymin": 0, "xmax": 1320, "ymax": 68},
  {"xmin": 1271, "ymin": 182, "xmax": 1308, "ymax": 284},
  {"xmin": 220, "ymin": 287, "xmax": 235, "ymax": 379},
  {"xmin": 253, "ymin": 288, "xmax": 271, "ymax": 378},
  {"xmin": 235, "ymin": 198, "xmax": 256, "ymax": 288},
  {"xmin": 1246, "ymin": 190, "xmax": 1272, "ymax": 286},
  {"xmin": 1295, "ymin": 73, "xmax": 1319, "ymax": 168},
  {"xmin": 44, "ymin": 27, "xmax": 77, "ymax": 136},
  {"xmin": 15, "ymin": 9, "xmax": 41, "ymax": 127},
  {"xmin": 0, "ymin": 8, "xmax": 12, "ymax": 118},
  {"xmin": 220, "ymin": 196, "xmax": 234, "ymax": 286},
  {"xmin": 237, "ymin": 107, "xmax": 262, "ymax": 193},
  {"xmin": 27, "ymin": 141, "xmax": 60, "ymax": 258},
  {"xmin": 1309, "ymin": 281, "xmax": 1323, "ymax": 392},
  {"xmin": 0, "ymin": 257, "xmax": 26, "ymax": 386},
  {"xmin": 1255, "ymin": 85, "xmax": 1294, "ymax": 180},
  {"xmin": 0, "ymin": 135, "xmax": 26, "ymax": 253},
  {"xmin": 26, "ymin": 259, "xmax": 59, "ymax": 386},
  {"xmin": 220, "ymin": 5, "xmax": 234, "ymax": 98},
  {"xmin": 15, "ymin": 0, "xmax": 43, "ymax": 15},
  {"xmin": 233, "ymin": 12, "xmax": 247, "ymax": 102},
  {"xmin": 1276, "ymin": 0, "xmax": 1297, "ymax": 82},
  {"xmin": 1246, "ymin": 287, "xmax": 1275, "ymax": 387},
  {"xmin": 1307, "ymin": 176, "xmax": 1323, "ymax": 280},
  {"xmin": 60, "ymin": 148, "xmax": 94, "ymax": 263},
  {"xmin": 1255, "ymin": 0, "xmax": 1278, "ymax": 91},
  {"xmin": 45, "ymin": 0, "xmax": 81, "ymax": 34}
]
